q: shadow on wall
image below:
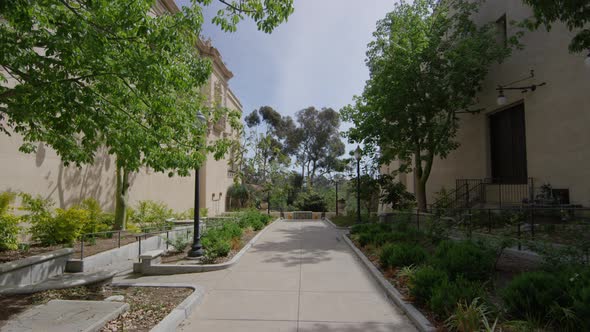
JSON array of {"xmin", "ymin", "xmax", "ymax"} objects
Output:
[{"xmin": 37, "ymin": 146, "xmax": 128, "ymax": 212}]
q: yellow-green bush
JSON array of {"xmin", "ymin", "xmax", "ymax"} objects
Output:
[
  {"xmin": 0, "ymin": 191, "xmax": 20, "ymax": 250},
  {"xmin": 30, "ymin": 207, "xmax": 89, "ymax": 246},
  {"xmin": 130, "ymin": 200, "xmax": 174, "ymax": 230}
]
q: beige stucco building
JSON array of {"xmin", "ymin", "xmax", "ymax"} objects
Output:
[
  {"xmin": 0, "ymin": 0, "xmax": 242, "ymax": 216},
  {"xmin": 381, "ymin": 0, "xmax": 590, "ymax": 212}
]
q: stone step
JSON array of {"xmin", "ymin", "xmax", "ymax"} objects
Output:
[{"xmin": 0, "ymin": 270, "xmax": 116, "ymax": 295}]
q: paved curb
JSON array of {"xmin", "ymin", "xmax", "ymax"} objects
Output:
[
  {"xmin": 80, "ymin": 300, "xmax": 130, "ymax": 332},
  {"xmin": 139, "ymin": 219, "xmax": 279, "ymax": 275},
  {"xmin": 342, "ymin": 234, "xmax": 436, "ymax": 332},
  {"xmin": 322, "ymin": 218, "xmax": 351, "ymax": 230},
  {"xmin": 110, "ymin": 282, "xmax": 205, "ymax": 332}
]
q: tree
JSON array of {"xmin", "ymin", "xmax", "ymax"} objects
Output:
[
  {"xmin": 379, "ymin": 174, "xmax": 415, "ymax": 211},
  {"xmin": 290, "ymin": 107, "xmax": 345, "ymax": 188},
  {"xmin": 0, "ymin": 0, "xmax": 294, "ymax": 229},
  {"xmin": 521, "ymin": 0, "xmax": 590, "ymax": 53},
  {"xmin": 342, "ymin": 0, "xmax": 510, "ymax": 210}
]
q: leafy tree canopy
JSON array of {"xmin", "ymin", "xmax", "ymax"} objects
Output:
[
  {"xmin": 342, "ymin": 0, "xmax": 510, "ymax": 209},
  {"xmin": 522, "ymin": 0, "xmax": 590, "ymax": 53}
]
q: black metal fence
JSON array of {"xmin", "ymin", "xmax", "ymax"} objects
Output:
[{"xmin": 380, "ymin": 207, "xmax": 590, "ymax": 252}]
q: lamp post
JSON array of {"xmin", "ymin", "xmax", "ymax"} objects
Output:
[
  {"xmin": 354, "ymin": 146, "xmax": 362, "ymax": 224},
  {"xmin": 188, "ymin": 111, "xmax": 206, "ymax": 258},
  {"xmin": 335, "ymin": 180, "xmax": 339, "ymax": 217}
]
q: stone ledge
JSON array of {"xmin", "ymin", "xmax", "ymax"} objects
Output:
[
  {"xmin": 342, "ymin": 234, "xmax": 436, "ymax": 332},
  {"xmin": 0, "ymin": 248, "xmax": 74, "ymax": 274},
  {"xmin": 137, "ymin": 219, "xmax": 277, "ymax": 275},
  {"xmin": 110, "ymin": 282, "xmax": 204, "ymax": 332},
  {"xmin": 0, "ymin": 270, "xmax": 116, "ymax": 295},
  {"xmin": 140, "ymin": 250, "xmax": 164, "ymax": 259}
]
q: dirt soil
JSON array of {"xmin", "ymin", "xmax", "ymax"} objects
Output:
[
  {"xmin": 161, "ymin": 228, "xmax": 258, "ymax": 264},
  {"xmin": 0, "ymin": 285, "xmax": 192, "ymax": 332}
]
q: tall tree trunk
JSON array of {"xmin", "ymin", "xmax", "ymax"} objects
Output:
[
  {"xmin": 114, "ymin": 164, "xmax": 130, "ymax": 230},
  {"xmin": 416, "ymin": 176, "xmax": 427, "ymax": 211}
]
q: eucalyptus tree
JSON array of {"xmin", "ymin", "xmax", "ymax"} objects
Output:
[
  {"xmin": 290, "ymin": 107, "xmax": 345, "ymax": 188},
  {"xmin": 342, "ymin": 0, "xmax": 511, "ymax": 210},
  {"xmin": 0, "ymin": 0, "xmax": 294, "ymax": 229}
]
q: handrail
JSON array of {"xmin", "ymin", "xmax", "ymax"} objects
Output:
[{"xmin": 432, "ymin": 183, "xmax": 468, "ymax": 209}]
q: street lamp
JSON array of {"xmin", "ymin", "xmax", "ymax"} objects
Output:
[
  {"xmin": 188, "ymin": 111, "xmax": 207, "ymax": 258},
  {"xmin": 354, "ymin": 146, "xmax": 362, "ymax": 224}
]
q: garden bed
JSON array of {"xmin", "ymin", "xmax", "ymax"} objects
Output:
[
  {"xmin": 0, "ymin": 285, "xmax": 192, "ymax": 331},
  {"xmin": 161, "ymin": 228, "xmax": 258, "ymax": 264},
  {"xmin": 348, "ymin": 220, "xmax": 590, "ymax": 331}
]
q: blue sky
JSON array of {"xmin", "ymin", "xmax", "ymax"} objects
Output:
[{"xmin": 175, "ymin": 0, "xmax": 398, "ymax": 148}]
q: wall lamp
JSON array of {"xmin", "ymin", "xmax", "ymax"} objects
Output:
[{"xmin": 496, "ymin": 70, "xmax": 546, "ymax": 106}]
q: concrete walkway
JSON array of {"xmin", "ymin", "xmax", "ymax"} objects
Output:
[{"xmin": 116, "ymin": 220, "xmax": 417, "ymax": 332}]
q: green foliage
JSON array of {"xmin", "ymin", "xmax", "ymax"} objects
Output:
[
  {"xmin": 521, "ymin": 0, "xmax": 590, "ymax": 53},
  {"xmin": 0, "ymin": 191, "xmax": 20, "ymax": 251},
  {"xmin": 409, "ymin": 266, "xmax": 448, "ymax": 305},
  {"xmin": 236, "ymin": 209, "xmax": 271, "ymax": 230},
  {"xmin": 445, "ymin": 298, "xmax": 498, "ymax": 332},
  {"xmin": 166, "ymin": 234, "xmax": 191, "ymax": 253},
  {"xmin": 130, "ymin": 200, "xmax": 173, "ymax": 230},
  {"xmin": 227, "ymin": 183, "xmax": 254, "ymax": 209},
  {"xmin": 342, "ymin": 0, "xmax": 511, "ymax": 209},
  {"xmin": 0, "ymin": 213, "xmax": 20, "ymax": 251},
  {"xmin": 380, "ymin": 243, "xmax": 427, "ymax": 269},
  {"xmin": 0, "ymin": 191, "xmax": 17, "ymax": 215},
  {"xmin": 378, "ymin": 175, "xmax": 415, "ymax": 210},
  {"xmin": 295, "ymin": 191, "xmax": 327, "ymax": 212},
  {"xmin": 431, "ymin": 240, "xmax": 495, "ymax": 281},
  {"xmin": 430, "ymin": 277, "xmax": 486, "ymax": 318},
  {"xmin": 30, "ymin": 207, "xmax": 89, "ymax": 246},
  {"xmin": 79, "ymin": 198, "xmax": 112, "ymax": 235},
  {"xmin": 502, "ymin": 272, "xmax": 564, "ymax": 323}
]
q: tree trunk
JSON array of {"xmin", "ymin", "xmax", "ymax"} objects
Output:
[
  {"xmin": 114, "ymin": 165, "xmax": 130, "ymax": 230},
  {"xmin": 416, "ymin": 177, "xmax": 427, "ymax": 211}
]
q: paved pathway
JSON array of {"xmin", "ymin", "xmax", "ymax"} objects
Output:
[{"xmin": 116, "ymin": 220, "xmax": 417, "ymax": 332}]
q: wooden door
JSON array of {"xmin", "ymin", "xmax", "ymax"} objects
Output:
[{"xmin": 489, "ymin": 104, "xmax": 528, "ymax": 184}]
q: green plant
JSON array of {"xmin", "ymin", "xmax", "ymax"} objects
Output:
[
  {"xmin": 502, "ymin": 271, "xmax": 564, "ymax": 323},
  {"xmin": 431, "ymin": 240, "xmax": 495, "ymax": 281},
  {"xmin": 295, "ymin": 191, "xmax": 327, "ymax": 212},
  {"xmin": 130, "ymin": 200, "xmax": 174, "ymax": 230},
  {"xmin": 79, "ymin": 198, "xmax": 112, "ymax": 235},
  {"xmin": 0, "ymin": 191, "xmax": 20, "ymax": 251},
  {"xmin": 166, "ymin": 235, "xmax": 191, "ymax": 252},
  {"xmin": 430, "ymin": 277, "xmax": 486, "ymax": 318},
  {"xmin": 237, "ymin": 209, "xmax": 270, "ymax": 230},
  {"xmin": 0, "ymin": 213, "xmax": 20, "ymax": 251},
  {"xmin": 445, "ymin": 297, "xmax": 498, "ymax": 332},
  {"xmin": 380, "ymin": 243, "xmax": 427, "ymax": 269},
  {"xmin": 409, "ymin": 265, "xmax": 448, "ymax": 305},
  {"xmin": 30, "ymin": 207, "xmax": 89, "ymax": 246}
]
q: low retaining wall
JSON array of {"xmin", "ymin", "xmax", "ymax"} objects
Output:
[
  {"xmin": 0, "ymin": 248, "xmax": 74, "ymax": 289},
  {"xmin": 66, "ymin": 227, "xmax": 192, "ymax": 273}
]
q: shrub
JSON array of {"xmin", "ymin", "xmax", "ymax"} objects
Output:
[
  {"xmin": 429, "ymin": 277, "xmax": 486, "ymax": 318},
  {"xmin": 202, "ymin": 230, "xmax": 232, "ymax": 260},
  {"xmin": 79, "ymin": 198, "xmax": 112, "ymax": 235},
  {"xmin": 563, "ymin": 267, "xmax": 590, "ymax": 330},
  {"xmin": 237, "ymin": 209, "xmax": 270, "ymax": 230},
  {"xmin": 445, "ymin": 298, "xmax": 496, "ymax": 332},
  {"xmin": 166, "ymin": 234, "xmax": 191, "ymax": 252},
  {"xmin": 130, "ymin": 200, "xmax": 174, "ymax": 230},
  {"xmin": 295, "ymin": 191, "xmax": 327, "ymax": 212},
  {"xmin": 502, "ymin": 271, "xmax": 564, "ymax": 322},
  {"xmin": 431, "ymin": 240, "xmax": 494, "ymax": 281},
  {"xmin": 380, "ymin": 243, "xmax": 427, "ymax": 269},
  {"xmin": 30, "ymin": 207, "xmax": 89, "ymax": 246},
  {"xmin": 0, "ymin": 191, "xmax": 20, "ymax": 251},
  {"xmin": 0, "ymin": 213, "xmax": 20, "ymax": 251},
  {"xmin": 409, "ymin": 266, "xmax": 448, "ymax": 305}
]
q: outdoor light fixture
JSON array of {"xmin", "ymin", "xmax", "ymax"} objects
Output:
[
  {"xmin": 188, "ymin": 111, "xmax": 206, "ymax": 258},
  {"xmin": 354, "ymin": 146, "xmax": 362, "ymax": 224},
  {"xmin": 585, "ymin": 52, "xmax": 590, "ymax": 68},
  {"xmin": 496, "ymin": 70, "xmax": 546, "ymax": 106}
]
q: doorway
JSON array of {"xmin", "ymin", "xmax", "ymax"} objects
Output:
[{"xmin": 489, "ymin": 103, "xmax": 528, "ymax": 184}]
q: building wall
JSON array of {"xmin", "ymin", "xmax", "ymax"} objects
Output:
[
  {"xmin": 382, "ymin": 0, "xmax": 590, "ymax": 208},
  {"xmin": 0, "ymin": 0, "xmax": 242, "ymax": 215}
]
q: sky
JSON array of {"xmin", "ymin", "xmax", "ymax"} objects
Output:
[{"xmin": 175, "ymin": 0, "xmax": 398, "ymax": 150}]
